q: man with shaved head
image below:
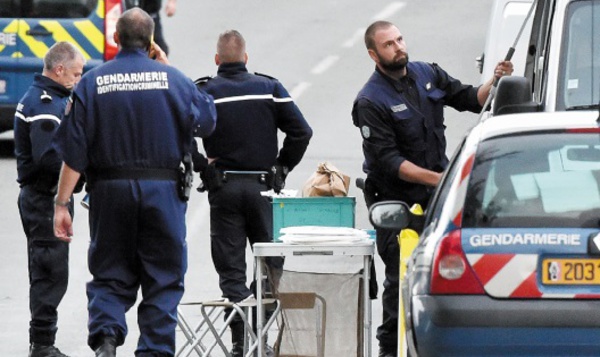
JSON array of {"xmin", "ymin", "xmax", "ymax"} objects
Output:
[
  {"xmin": 353, "ymin": 20, "xmax": 513, "ymax": 357},
  {"xmin": 53, "ymin": 7, "xmax": 216, "ymax": 357},
  {"xmin": 193, "ymin": 29, "xmax": 312, "ymax": 357}
]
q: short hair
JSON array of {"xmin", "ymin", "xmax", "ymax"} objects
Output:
[
  {"xmin": 44, "ymin": 42, "xmax": 84, "ymax": 71},
  {"xmin": 116, "ymin": 8, "xmax": 154, "ymax": 50},
  {"xmin": 364, "ymin": 20, "xmax": 395, "ymax": 50},
  {"xmin": 217, "ymin": 30, "xmax": 246, "ymax": 63}
]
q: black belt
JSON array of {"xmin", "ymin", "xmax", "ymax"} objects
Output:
[
  {"xmin": 88, "ymin": 168, "xmax": 180, "ymax": 184},
  {"xmin": 222, "ymin": 171, "xmax": 268, "ymax": 183}
]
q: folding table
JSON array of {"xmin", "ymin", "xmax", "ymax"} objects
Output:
[{"xmin": 253, "ymin": 240, "xmax": 375, "ymax": 357}]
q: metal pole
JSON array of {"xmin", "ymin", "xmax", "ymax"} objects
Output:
[{"xmin": 478, "ymin": 0, "xmax": 539, "ymax": 121}]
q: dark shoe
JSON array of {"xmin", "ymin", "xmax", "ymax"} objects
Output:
[
  {"xmin": 94, "ymin": 336, "xmax": 117, "ymax": 357},
  {"xmin": 29, "ymin": 344, "xmax": 69, "ymax": 357},
  {"xmin": 230, "ymin": 345, "xmax": 244, "ymax": 357},
  {"xmin": 378, "ymin": 346, "xmax": 397, "ymax": 357},
  {"xmin": 230, "ymin": 321, "xmax": 245, "ymax": 357},
  {"xmin": 264, "ymin": 344, "xmax": 275, "ymax": 357}
]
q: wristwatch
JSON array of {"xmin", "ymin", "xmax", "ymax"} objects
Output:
[{"xmin": 54, "ymin": 196, "xmax": 70, "ymax": 207}]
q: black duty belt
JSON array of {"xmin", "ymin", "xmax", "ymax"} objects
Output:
[
  {"xmin": 88, "ymin": 168, "xmax": 180, "ymax": 184},
  {"xmin": 222, "ymin": 171, "xmax": 268, "ymax": 183}
]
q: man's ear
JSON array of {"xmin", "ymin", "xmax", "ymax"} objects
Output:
[
  {"xmin": 113, "ymin": 31, "xmax": 120, "ymax": 46},
  {"xmin": 244, "ymin": 52, "xmax": 248, "ymax": 64},
  {"xmin": 367, "ymin": 49, "xmax": 379, "ymax": 63},
  {"xmin": 215, "ymin": 53, "xmax": 220, "ymax": 65},
  {"xmin": 55, "ymin": 64, "xmax": 64, "ymax": 77}
]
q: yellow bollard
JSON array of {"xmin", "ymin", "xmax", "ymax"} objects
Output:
[{"xmin": 398, "ymin": 204, "xmax": 423, "ymax": 357}]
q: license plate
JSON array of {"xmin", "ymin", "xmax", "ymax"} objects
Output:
[{"xmin": 542, "ymin": 258, "xmax": 600, "ymax": 285}]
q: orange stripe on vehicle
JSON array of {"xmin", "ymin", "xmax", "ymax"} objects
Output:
[
  {"xmin": 74, "ymin": 20, "xmax": 103, "ymax": 53},
  {"xmin": 472, "ymin": 254, "xmax": 515, "ymax": 285},
  {"xmin": 460, "ymin": 154, "xmax": 475, "ymax": 183},
  {"xmin": 510, "ymin": 272, "xmax": 542, "ymax": 298},
  {"xmin": 18, "ymin": 20, "xmax": 48, "ymax": 58},
  {"xmin": 39, "ymin": 21, "xmax": 91, "ymax": 59}
]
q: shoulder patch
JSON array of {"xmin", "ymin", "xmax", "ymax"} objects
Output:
[
  {"xmin": 194, "ymin": 76, "xmax": 213, "ymax": 86},
  {"xmin": 361, "ymin": 125, "xmax": 371, "ymax": 139},
  {"xmin": 254, "ymin": 72, "xmax": 277, "ymax": 80},
  {"xmin": 40, "ymin": 90, "xmax": 52, "ymax": 103}
]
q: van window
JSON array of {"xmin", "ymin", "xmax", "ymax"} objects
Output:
[
  {"xmin": 558, "ymin": 0, "xmax": 600, "ymax": 110},
  {"xmin": 0, "ymin": 0, "xmax": 98, "ymax": 19},
  {"xmin": 0, "ymin": 0, "xmax": 19, "ymax": 17}
]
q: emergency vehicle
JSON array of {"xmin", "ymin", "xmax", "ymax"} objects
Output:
[
  {"xmin": 0, "ymin": 0, "xmax": 133, "ymax": 133},
  {"xmin": 371, "ymin": 110, "xmax": 600, "ymax": 357}
]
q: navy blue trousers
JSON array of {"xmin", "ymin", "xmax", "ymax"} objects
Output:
[
  {"xmin": 18, "ymin": 185, "xmax": 72, "ymax": 346},
  {"xmin": 207, "ymin": 177, "xmax": 283, "ymax": 303},
  {"xmin": 86, "ymin": 179, "xmax": 187, "ymax": 356}
]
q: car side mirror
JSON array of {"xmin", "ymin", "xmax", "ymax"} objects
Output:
[
  {"xmin": 493, "ymin": 76, "xmax": 541, "ymax": 115},
  {"xmin": 369, "ymin": 201, "xmax": 411, "ymax": 230}
]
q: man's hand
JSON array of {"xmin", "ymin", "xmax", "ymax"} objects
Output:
[
  {"xmin": 494, "ymin": 60, "xmax": 514, "ymax": 80},
  {"xmin": 54, "ymin": 205, "xmax": 73, "ymax": 243},
  {"xmin": 149, "ymin": 42, "xmax": 169, "ymax": 65},
  {"xmin": 198, "ymin": 164, "xmax": 223, "ymax": 192},
  {"xmin": 268, "ymin": 164, "xmax": 289, "ymax": 193},
  {"xmin": 165, "ymin": 0, "xmax": 176, "ymax": 17}
]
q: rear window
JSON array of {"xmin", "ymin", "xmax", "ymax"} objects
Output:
[
  {"xmin": 0, "ymin": 0, "xmax": 98, "ymax": 18},
  {"xmin": 463, "ymin": 131, "xmax": 600, "ymax": 228}
]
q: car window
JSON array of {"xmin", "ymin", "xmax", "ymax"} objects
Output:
[
  {"xmin": 558, "ymin": 0, "xmax": 600, "ymax": 110},
  {"xmin": 463, "ymin": 131, "xmax": 600, "ymax": 228}
]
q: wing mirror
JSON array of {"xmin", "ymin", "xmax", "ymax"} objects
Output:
[
  {"xmin": 369, "ymin": 201, "xmax": 426, "ymax": 233},
  {"xmin": 369, "ymin": 201, "xmax": 412, "ymax": 230}
]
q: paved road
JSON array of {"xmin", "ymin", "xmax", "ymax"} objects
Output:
[{"xmin": 0, "ymin": 0, "xmax": 493, "ymax": 355}]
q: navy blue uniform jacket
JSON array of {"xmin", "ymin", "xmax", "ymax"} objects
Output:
[
  {"xmin": 352, "ymin": 61, "xmax": 482, "ymax": 205},
  {"xmin": 54, "ymin": 48, "xmax": 216, "ymax": 173},
  {"xmin": 14, "ymin": 74, "xmax": 70, "ymax": 186},
  {"xmin": 198, "ymin": 62, "xmax": 312, "ymax": 171}
]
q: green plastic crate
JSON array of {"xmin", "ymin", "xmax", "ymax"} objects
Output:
[{"xmin": 272, "ymin": 197, "xmax": 356, "ymax": 241}]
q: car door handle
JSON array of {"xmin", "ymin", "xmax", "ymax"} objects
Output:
[{"xmin": 26, "ymin": 28, "xmax": 52, "ymax": 36}]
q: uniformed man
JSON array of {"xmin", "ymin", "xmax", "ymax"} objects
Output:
[
  {"xmin": 193, "ymin": 30, "xmax": 312, "ymax": 357},
  {"xmin": 52, "ymin": 8, "xmax": 216, "ymax": 357},
  {"xmin": 352, "ymin": 21, "xmax": 513, "ymax": 357},
  {"xmin": 14, "ymin": 41, "xmax": 85, "ymax": 357}
]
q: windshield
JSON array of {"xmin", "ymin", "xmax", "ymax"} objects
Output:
[
  {"xmin": 558, "ymin": 0, "xmax": 600, "ymax": 110},
  {"xmin": 463, "ymin": 131, "xmax": 600, "ymax": 228}
]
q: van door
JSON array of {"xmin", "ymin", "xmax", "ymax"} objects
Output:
[{"xmin": 0, "ymin": 0, "xmax": 20, "ymax": 131}]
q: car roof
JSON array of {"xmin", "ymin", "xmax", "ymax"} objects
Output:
[{"xmin": 477, "ymin": 111, "xmax": 600, "ymax": 141}]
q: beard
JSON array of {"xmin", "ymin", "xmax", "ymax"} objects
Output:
[{"xmin": 377, "ymin": 52, "xmax": 409, "ymax": 72}]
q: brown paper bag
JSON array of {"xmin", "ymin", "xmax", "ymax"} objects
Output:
[{"xmin": 302, "ymin": 162, "xmax": 351, "ymax": 197}]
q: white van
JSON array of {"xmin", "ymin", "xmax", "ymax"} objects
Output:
[
  {"xmin": 493, "ymin": 0, "xmax": 600, "ymax": 114},
  {"xmin": 476, "ymin": 0, "xmax": 534, "ymax": 83}
]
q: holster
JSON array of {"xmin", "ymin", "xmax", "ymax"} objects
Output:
[
  {"xmin": 198, "ymin": 164, "xmax": 223, "ymax": 193},
  {"xmin": 267, "ymin": 165, "xmax": 288, "ymax": 193},
  {"xmin": 31, "ymin": 174, "xmax": 59, "ymax": 195},
  {"xmin": 363, "ymin": 177, "xmax": 379, "ymax": 208},
  {"xmin": 179, "ymin": 153, "xmax": 194, "ymax": 201}
]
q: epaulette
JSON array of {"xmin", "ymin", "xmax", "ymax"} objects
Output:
[
  {"xmin": 40, "ymin": 90, "xmax": 52, "ymax": 103},
  {"xmin": 254, "ymin": 72, "xmax": 277, "ymax": 80},
  {"xmin": 194, "ymin": 76, "xmax": 213, "ymax": 86}
]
